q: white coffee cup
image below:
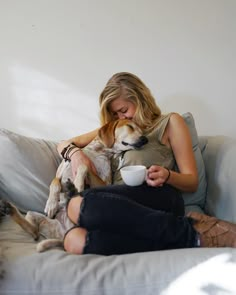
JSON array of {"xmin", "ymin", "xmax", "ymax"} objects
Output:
[{"xmin": 120, "ymin": 165, "xmax": 147, "ymax": 186}]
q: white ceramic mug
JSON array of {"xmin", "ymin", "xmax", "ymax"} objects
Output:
[{"xmin": 120, "ymin": 165, "xmax": 147, "ymax": 186}]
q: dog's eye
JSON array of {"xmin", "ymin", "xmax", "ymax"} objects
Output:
[
  {"xmin": 127, "ymin": 124, "xmax": 134, "ymax": 131},
  {"xmin": 121, "ymin": 141, "xmax": 129, "ymax": 146}
]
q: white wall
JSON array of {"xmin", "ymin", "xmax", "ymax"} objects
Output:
[{"xmin": 0, "ymin": 0, "xmax": 235, "ymax": 140}]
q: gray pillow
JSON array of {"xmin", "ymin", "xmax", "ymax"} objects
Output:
[
  {"xmin": 181, "ymin": 112, "xmax": 207, "ymax": 209},
  {"xmin": 0, "ymin": 129, "xmax": 61, "ymax": 213}
]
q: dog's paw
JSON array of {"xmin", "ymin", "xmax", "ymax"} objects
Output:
[
  {"xmin": 36, "ymin": 239, "xmax": 63, "ymax": 252},
  {"xmin": 44, "ymin": 198, "xmax": 59, "ymax": 219},
  {"xmin": 0, "ymin": 199, "xmax": 14, "ymax": 217}
]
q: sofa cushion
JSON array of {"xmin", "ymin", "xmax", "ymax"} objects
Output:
[
  {"xmin": 181, "ymin": 112, "xmax": 207, "ymax": 210},
  {"xmin": 0, "ymin": 129, "xmax": 61, "ymax": 213},
  {"xmin": 1, "ymin": 215, "xmax": 236, "ymax": 295}
]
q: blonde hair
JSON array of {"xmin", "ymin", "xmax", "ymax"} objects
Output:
[{"xmin": 99, "ymin": 72, "xmax": 161, "ymax": 132}]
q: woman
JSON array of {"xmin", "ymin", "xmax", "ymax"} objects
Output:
[{"xmin": 59, "ymin": 72, "xmax": 236, "ymax": 255}]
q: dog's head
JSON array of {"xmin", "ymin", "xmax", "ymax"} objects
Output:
[{"xmin": 98, "ymin": 119, "xmax": 148, "ymax": 152}]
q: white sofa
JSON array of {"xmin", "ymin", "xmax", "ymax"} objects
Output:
[{"xmin": 0, "ymin": 113, "xmax": 236, "ymax": 295}]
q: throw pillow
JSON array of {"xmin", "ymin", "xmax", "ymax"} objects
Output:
[{"xmin": 0, "ymin": 129, "xmax": 61, "ymax": 213}]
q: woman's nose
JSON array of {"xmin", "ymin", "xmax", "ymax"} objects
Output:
[{"xmin": 118, "ymin": 114, "xmax": 127, "ymax": 119}]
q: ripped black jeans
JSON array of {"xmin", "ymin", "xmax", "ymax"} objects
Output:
[{"xmin": 66, "ymin": 184, "xmax": 197, "ymax": 255}]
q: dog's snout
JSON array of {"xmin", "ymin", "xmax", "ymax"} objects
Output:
[
  {"xmin": 133, "ymin": 136, "xmax": 148, "ymax": 148},
  {"xmin": 140, "ymin": 136, "xmax": 148, "ymax": 145}
]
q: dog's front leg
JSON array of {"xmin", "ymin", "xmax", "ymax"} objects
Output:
[
  {"xmin": 86, "ymin": 170, "xmax": 107, "ymax": 188},
  {"xmin": 44, "ymin": 177, "xmax": 61, "ymax": 218},
  {"xmin": 74, "ymin": 164, "xmax": 107, "ymax": 190},
  {"xmin": 73, "ymin": 164, "xmax": 88, "ymax": 193},
  {"xmin": 73, "ymin": 164, "xmax": 107, "ymax": 192}
]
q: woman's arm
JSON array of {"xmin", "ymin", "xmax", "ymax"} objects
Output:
[
  {"xmin": 57, "ymin": 129, "xmax": 99, "ymax": 154},
  {"xmin": 146, "ymin": 113, "xmax": 198, "ymax": 192},
  {"xmin": 57, "ymin": 128, "xmax": 99, "ymax": 179}
]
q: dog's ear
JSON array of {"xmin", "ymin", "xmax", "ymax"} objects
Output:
[{"xmin": 98, "ymin": 120, "xmax": 119, "ymax": 148}]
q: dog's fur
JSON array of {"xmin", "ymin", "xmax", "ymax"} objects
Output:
[{"xmin": 1, "ymin": 119, "xmax": 148, "ymax": 252}]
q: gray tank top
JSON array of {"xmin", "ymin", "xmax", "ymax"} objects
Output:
[{"xmin": 112, "ymin": 113, "xmax": 175, "ymax": 184}]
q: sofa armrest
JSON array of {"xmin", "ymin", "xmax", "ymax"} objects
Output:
[{"xmin": 200, "ymin": 135, "xmax": 236, "ymax": 223}]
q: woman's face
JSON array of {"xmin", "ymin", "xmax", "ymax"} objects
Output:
[{"xmin": 109, "ymin": 97, "xmax": 136, "ymax": 120}]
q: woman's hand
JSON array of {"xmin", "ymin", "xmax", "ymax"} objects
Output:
[
  {"xmin": 146, "ymin": 165, "xmax": 170, "ymax": 187},
  {"xmin": 70, "ymin": 150, "xmax": 97, "ymax": 180}
]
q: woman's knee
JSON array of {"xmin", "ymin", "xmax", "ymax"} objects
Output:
[
  {"xmin": 67, "ymin": 196, "xmax": 83, "ymax": 224},
  {"xmin": 64, "ymin": 227, "xmax": 87, "ymax": 254}
]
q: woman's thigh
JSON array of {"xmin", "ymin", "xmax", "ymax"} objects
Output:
[{"xmin": 81, "ymin": 184, "xmax": 184, "ymax": 216}]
